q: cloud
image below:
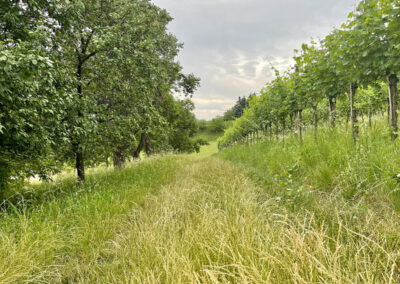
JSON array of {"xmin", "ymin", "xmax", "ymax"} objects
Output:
[{"xmin": 152, "ymin": 0, "xmax": 358, "ymax": 120}]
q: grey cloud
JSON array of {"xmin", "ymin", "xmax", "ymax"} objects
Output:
[{"xmin": 153, "ymin": 0, "xmax": 358, "ymax": 120}]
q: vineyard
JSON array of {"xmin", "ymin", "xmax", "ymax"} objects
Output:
[{"xmin": 218, "ymin": 1, "xmax": 400, "ymax": 149}]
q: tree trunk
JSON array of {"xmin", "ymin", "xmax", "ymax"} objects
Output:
[
  {"xmin": 313, "ymin": 105, "xmax": 318, "ymax": 140},
  {"xmin": 145, "ymin": 134, "xmax": 152, "ymax": 156},
  {"xmin": 350, "ymin": 82, "xmax": 359, "ymax": 142},
  {"xmin": 388, "ymin": 74, "xmax": 399, "ymax": 140},
  {"xmin": 75, "ymin": 61, "xmax": 85, "ymax": 183},
  {"xmin": 329, "ymin": 97, "xmax": 336, "ymax": 128},
  {"xmin": 282, "ymin": 118, "xmax": 286, "ymax": 144},
  {"xmin": 275, "ymin": 119, "xmax": 279, "ymax": 142},
  {"xmin": 387, "ymin": 97, "xmax": 391, "ymax": 125},
  {"xmin": 262, "ymin": 127, "xmax": 265, "ymax": 141},
  {"xmin": 113, "ymin": 150, "xmax": 125, "ymax": 170},
  {"xmin": 75, "ymin": 145, "xmax": 85, "ymax": 184},
  {"xmin": 73, "ymin": 35, "xmax": 97, "ymax": 184},
  {"xmin": 133, "ymin": 132, "xmax": 147, "ymax": 158}
]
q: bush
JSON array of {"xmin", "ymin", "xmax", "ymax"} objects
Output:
[{"xmin": 208, "ymin": 117, "xmax": 225, "ymax": 133}]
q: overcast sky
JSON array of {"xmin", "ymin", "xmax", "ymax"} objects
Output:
[{"xmin": 152, "ymin": 0, "xmax": 358, "ymax": 120}]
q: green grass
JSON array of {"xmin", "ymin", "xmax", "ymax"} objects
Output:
[
  {"xmin": 217, "ymin": 120, "xmax": 400, "ymax": 212},
  {"xmin": 192, "ymin": 141, "xmax": 219, "ymax": 158},
  {"xmin": 216, "ymin": 120, "xmax": 400, "ymax": 282},
  {"xmin": 192, "ymin": 129, "xmax": 223, "ymax": 158},
  {"xmin": 1, "ymin": 120, "xmax": 400, "ymax": 282},
  {"xmin": 0, "ymin": 155, "xmax": 188, "ymax": 282},
  {"xmin": 195, "ymin": 129, "xmax": 224, "ymax": 143}
]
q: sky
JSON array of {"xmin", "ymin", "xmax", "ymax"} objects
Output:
[{"xmin": 152, "ymin": 0, "xmax": 358, "ymax": 120}]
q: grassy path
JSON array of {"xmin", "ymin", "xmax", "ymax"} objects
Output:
[
  {"xmin": 83, "ymin": 156, "xmax": 399, "ymax": 283},
  {"xmin": 1, "ymin": 145, "xmax": 399, "ymax": 282},
  {"xmin": 79, "ymin": 156, "xmax": 265, "ymax": 282}
]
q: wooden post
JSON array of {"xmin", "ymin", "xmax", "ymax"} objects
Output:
[
  {"xmin": 299, "ymin": 109, "xmax": 303, "ymax": 145},
  {"xmin": 388, "ymin": 74, "xmax": 399, "ymax": 140},
  {"xmin": 350, "ymin": 82, "xmax": 359, "ymax": 142}
]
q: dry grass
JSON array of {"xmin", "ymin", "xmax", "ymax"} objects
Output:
[
  {"xmin": 54, "ymin": 157, "xmax": 400, "ymax": 283},
  {"xmin": 1, "ymin": 144, "xmax": 399, "ymax": 282}
]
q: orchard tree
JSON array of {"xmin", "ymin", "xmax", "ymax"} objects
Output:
[
  {"xmin": 0, "ymin": 32, "xmax": 72, "ymax": 192},
  {"xmin": 51, "ymin": 0, "xmax": 200, "ymax": 180}
]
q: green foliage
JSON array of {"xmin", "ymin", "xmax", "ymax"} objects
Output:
[
  {"xmin": 197, "ymin": 120, "xmax": 208, "ymax": 131},
  {"xmin": 208, "ymin": 117, "xmax": 226, "ymax": 133},
  {"xmin": 0, "ymin": 0, "xmax": 200, "ymax": 188},
  {"xmin": 162, "ymin": 97, "xmax": 200, "ymax": 153},
  {"xmin": 0, "ymin": 34, "xmax": 73, "ymax": 191},
  {"xmin": 223, "ymin": 95, "xmax": 253, "ymax": 121},
  {"xmin": 219, "ymin": 0, "xmax": 400, "ymax": 149},
  {"xmin": 219, "ymin": 121, "xmax": 400, "ymax": 210}
]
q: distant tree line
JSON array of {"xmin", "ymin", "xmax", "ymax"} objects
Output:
[{"xmin": 223, "ymin": 94, "xmax": 254, "ymax": 121}]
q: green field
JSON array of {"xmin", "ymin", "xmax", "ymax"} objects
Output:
[{"xmin": 1, "ymin": 121, "xmax": 400, "ymax": 283}]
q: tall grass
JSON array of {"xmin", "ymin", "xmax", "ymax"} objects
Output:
[
  {"xmin": 27, "ymin": 156, "xmax": 397, "ymax": 283},
  {"xmin": 136, "ymin": 158, "xmax": 398, "ymax": 282},
  {"xmin": 218, "ymin": 120, "xmax": 400, "ymax": 211},
  {"xmin": 0, "ymin": 156, "xmax": 185, "ymax": 283},
  {"xmin": 215, "ymin": 120, "xmax": 400, "ymax": 282},
  {"xmin": 1, "ymin": 120, "xmax": 399, "ymax": 282}
]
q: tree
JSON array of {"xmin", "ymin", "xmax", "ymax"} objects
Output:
[
  {"xmin": 0, "ymin": 0, "xmax": 201, "ymax": 188},
  {"xmin": 50, "ymin": 0, "xmax": 200, "ymax": 179},
  {"xmin": 162, "ymin": 97, "xmax": 199, "ymax": 153},
  {"xmin": 0, "ymin": 31, "xmax": 72, "ymax": 192}
]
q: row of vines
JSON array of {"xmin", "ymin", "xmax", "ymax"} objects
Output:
[{"xmin": 219, "ymin": 0, "xmax": 400, "ymax": 149}]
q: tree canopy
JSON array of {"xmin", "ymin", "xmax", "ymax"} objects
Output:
[{"xmin": 0, "ymin": 0, "xmax": 200, "ymax": 191}]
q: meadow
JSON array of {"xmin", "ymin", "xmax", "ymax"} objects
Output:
[{"xmin": 1, "ymin": 120, "xmax": 399, "ymax": 283}]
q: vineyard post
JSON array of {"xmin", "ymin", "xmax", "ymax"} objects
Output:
[
  {"xmin": 299, "ymin": 109, "xmax": 303, "ymax": 145},
  {"xmin": 313, "ymin": 105, "xmax": 318, "ymax": 140},
  {"xmin": 269, "ymin": 122, "xmax": 272, "ymax": 142},
  {"xmin": 350, "ymin": 82, "xmax": 359, "ymax": 142},
  {"xmin": 329, "ymin": 97, "xmax": 336, "ymax": 128},
  {"xmin": 290, "ymin": 113, "xmax": 294, "ymax": 134},
  {"xmin": 388, "ymin": 74, "xmax": 399, "ymax": 140}
]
